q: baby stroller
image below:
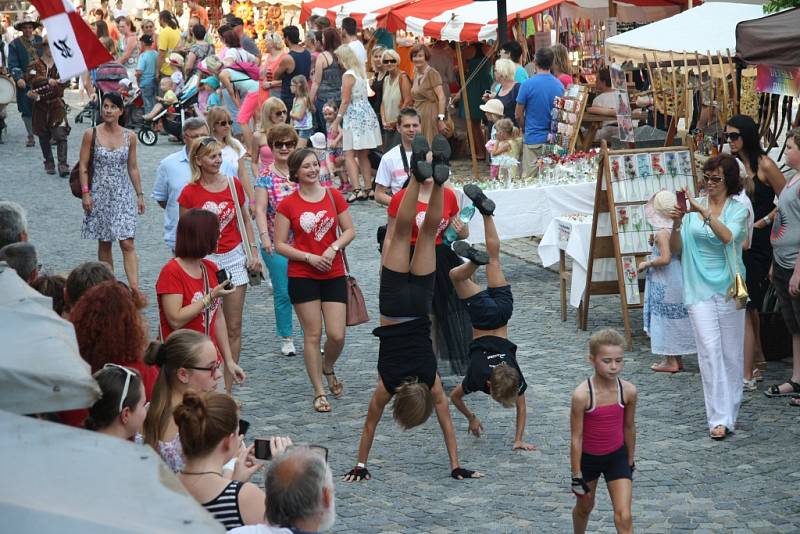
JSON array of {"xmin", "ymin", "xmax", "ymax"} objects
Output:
[
  {"xmin": 121, "ymin": 83, "xmax": 145, "ymax": 128},
  {"xmin": 137, "ymin": 74, "xmax": 199, "ymax": 146},
  {"xmin": 75, "ymin": 61, "xmax": 128, "ymax": 125}
]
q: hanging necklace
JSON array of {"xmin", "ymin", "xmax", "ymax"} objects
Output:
[{"xmin": 181, "ymin": 470, "xmax": 223, "ymax": 476}]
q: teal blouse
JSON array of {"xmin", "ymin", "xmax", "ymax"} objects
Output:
[{"xmin": 680, "ymin": 198, "xmax": 749, "ymax": 306}]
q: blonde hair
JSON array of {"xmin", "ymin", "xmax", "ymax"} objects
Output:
[
  {"xmin": 205, "ymin": 106, "xmax": 239, "ymax": 154},
  {"xmin": 335, "ymin": 44, "xmax": 366, "ymax": 78},
  {"xmin": 291, "ymin": 74, "xmax": 314, "ymax": 112},
  {"xmin": 588, "ymin": 328, "xmax": 625, "ymax": 356},
  {"xmin": 392, "ymin": 378, "xmax": 434, "ymax": 430},
  {"xmin": 257, "ymin": 96, "xmax": 288, "ymax": 136},
  {"xmin": 188, "ymin": 137, "xmax": 226, "ymax": 183},
  {"xmin": 494, "ymin": 118, "xmax": 519, "ymax": 139},
  {"xmin": 264, "ymin": 31, "xmax": 284, "ymax": 51},
  {"xmin": 489, "ymin": 364, "xmax": 520, "ymax": 408},
  {"xmin": 551, "ymin": 44, "xmax": 572, "ymax": 77},
  {"xmin": 382, "ymin": 49, "xmax": 403, "ymax": 80},
  {"xmin": 494, "ymin": 58, "xmax": 516, "ymax": 82}
]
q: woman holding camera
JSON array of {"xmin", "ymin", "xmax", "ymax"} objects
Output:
[
  {"xmin": 156, "ymin": 208, "xmax": 245, "ymax": 392},
  {"xmin": 179, "ymin": 138, "xmax": 261, "ymax": 394},
  {"xmin": 175, "ymin": 391, "xmax": 289, "ymax": 529},
  {"xmin": 274, "ymin": 148, "xmax": 355, "ymax": 413},
  {"xmin": 670, "ymin": 154, "xmax": 749, "ymax": 440}
]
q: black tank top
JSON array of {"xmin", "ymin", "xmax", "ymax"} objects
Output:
[
  {"xmin": 750, "ymin": 170, "xmax": 776, "ymax": 221},
  {"xmin": 281, "ymin": 49, "xmax": 312, "ymax": 102}
]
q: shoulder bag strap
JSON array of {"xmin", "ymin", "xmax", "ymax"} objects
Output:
[
  {"xmin": 227, "ymin": 175, "xmax": 253, "ymax": 263},
  {"xmin": 398, "ymin": 144, "xmax": 411, "ymax": 178},
  {"xmin": 90, "ymin": 127, "xmax": 96, "ymax": 168},
  {"xmin": 325, "ymin": 188, "xmax": 349, "ymax": 276},
  {"xmin": 199, "ymin": 262, "xmax": 211, "ymax": 337}
]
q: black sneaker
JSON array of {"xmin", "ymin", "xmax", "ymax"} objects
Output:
[
  {"xmin": 463, "ymin": 184, "xmax": 495, "ymax": 216},
  {"xmin": 452, "ymin": 240, "xmax": 490, "ymax": 265},
  {"xmin": 432, "ymin": 163, "xmax": 450, "ymax": 186},
  {"xmin": 411, "ymin": 134, "xmax": 433, "ymax": 182},
  {"xmin": 431, "ymin": 134, "xmax": 451, "ymax": 166}
]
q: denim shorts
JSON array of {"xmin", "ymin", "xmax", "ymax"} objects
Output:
[{"xmin": 462, "ymin": 285, "xmax": 513, "ymax": 330}]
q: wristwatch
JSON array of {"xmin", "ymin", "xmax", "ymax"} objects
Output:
[
  {"xmin": 331, "ymin": 244, "xmax": 340, "ymax": 252},
  {"xmin": 763, "ymin": 216, "xmax": 772, "ymax": 225},
  {"xmin": 437, "ymin": 114, "xmax": 445, "ymax": 121}
]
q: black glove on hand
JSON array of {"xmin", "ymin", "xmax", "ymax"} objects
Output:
[
  {"xmin": 572, "ymin": 476, "xmax": 590, "ymax": 497},
  {"xmin": 451, "ymin": 467, "xmax": 476, "ymax": 480},
  {"xmin": 343, "ymin": 466, "xmax": 371, "ymax": 481}
]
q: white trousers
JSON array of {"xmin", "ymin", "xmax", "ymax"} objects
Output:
[{"xmin": 688, "ymin": 294, "xmax": 745, "ymax": 430}]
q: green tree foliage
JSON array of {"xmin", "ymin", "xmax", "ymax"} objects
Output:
[{"xmin": 763, "ymin": 0, "xmax": 800, "ymax": 14}]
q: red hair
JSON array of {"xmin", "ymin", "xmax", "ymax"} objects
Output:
[{"xmin": 71, "ymin": 281, "xmax": 148, "ymax": 372}]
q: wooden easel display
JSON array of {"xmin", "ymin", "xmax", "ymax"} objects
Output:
[
  {"xmin": 579, "ymin": 141, "xmax": 699, "ymax": 348},
  {"xmin": 548, "ymin": 84, "xmax": 589, "ymax": 153}
]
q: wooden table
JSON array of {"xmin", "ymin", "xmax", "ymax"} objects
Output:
[{"xmin": 577, "ymin": 110, "xmax": 647, "ymax": 151}]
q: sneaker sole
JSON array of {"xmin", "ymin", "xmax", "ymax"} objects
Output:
[
  {"xmin": 463, "ymin": 184, "xmax": 495, "ymax": 216},
  {"xmin": 452, "ymin": 240, "xmax": 490, "ymax": 265},
  {"xmin": 431, "ymin": 134, "xmax": 451, "ymax": 165},
  {"xmin": 414, "ymin": 160, "xmax": 433, "ymax": 182},
  {"xmin": 433, "ymin": 163, "xmax": 450, "ymax": 185},
  {"xmin": 412, "ymin": 134, "xmax": 431, "ymax": 162}
]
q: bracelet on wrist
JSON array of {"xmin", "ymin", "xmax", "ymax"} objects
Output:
[
  {"xmin": 357, "ymin": 462, "xmax": 365, "ymax": 468},
  {"xmin": 81, "ymin": 185, "xmax": 90, "ymax": 194}
]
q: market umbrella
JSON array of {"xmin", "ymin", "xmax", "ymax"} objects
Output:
[
  {"xmin": 0, "ymin": 264, "xmax": 100, "ymax": 415},
  {"xmin": 736, "ymin": 7, "xmax": 800, "ymax": 69},
  {"xmin": 0, "ymin": 410, "xmax": 225, "ymax": 533}
]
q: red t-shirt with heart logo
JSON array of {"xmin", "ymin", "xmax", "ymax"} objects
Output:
[
  {"xmin": 277, "ymin": 188, "xmax": 349, "ymax": 279},
  {"xmin": 178, "ymin": 178, "xmax": 246, "ymax": 254},
  {"xmin": 387, "ymin": 186, "xmax": 460, "ymax": 245}
]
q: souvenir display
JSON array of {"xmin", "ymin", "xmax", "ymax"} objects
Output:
[{"xmin": 547, "ymin": 85, "xmax": 588, "ymax": 152}]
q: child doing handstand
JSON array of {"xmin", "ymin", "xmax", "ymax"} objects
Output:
[
  {"xmin": 570, "ymin": 328, "xmax": 637, "ymax": 534},
  {"xmin": 447, "ymin": 184, "xmax": 536, "ymax": 451},
  {"xmin": 343, "ymin": 134, "xmax": 483, "ymax": 483}
]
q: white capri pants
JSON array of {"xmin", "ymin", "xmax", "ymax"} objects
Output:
[{"xmin": 688, "ymin": 294, "xmax": 745, "ymax": 431}]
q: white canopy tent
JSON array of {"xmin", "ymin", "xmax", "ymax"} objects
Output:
[{"xmin": 605, "ymin": 2, "xmax": 766, "ymax": 65}]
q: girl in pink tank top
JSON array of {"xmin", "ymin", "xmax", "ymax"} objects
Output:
[{"xmin": 569, "ymin": 328, "xmax": 638, "ymax": 534}]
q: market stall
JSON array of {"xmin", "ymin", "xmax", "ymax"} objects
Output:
[{"xmin": 300, "ymin": 0, "xmax": 411, "ymax": 29}]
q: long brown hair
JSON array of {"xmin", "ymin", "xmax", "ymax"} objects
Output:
[
  {"xmin": 142, "ymin": 329, "xmax": 209, "ymax": 449},
  {"xmin": 173, "ymin": 391, "xmax": 238, "ymax": 458}
]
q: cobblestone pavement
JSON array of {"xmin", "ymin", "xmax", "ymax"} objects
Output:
[{"xmin": 2, "ymin": 93, "xmax": 799, "ymax": 533}]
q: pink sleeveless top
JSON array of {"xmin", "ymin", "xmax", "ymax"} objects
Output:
[
  {"xmin": 582, "ymin": 377, "xmax": 625, "ymax": 455},
  {"xmin": 258, "ymin": 143, "xmax": 274, "ymax": 177}
]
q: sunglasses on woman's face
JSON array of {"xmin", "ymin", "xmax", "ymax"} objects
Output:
[
  {"xmin": 274, "ymin": 141, "xmax": 297, "ymax": 149},
  {"xmin": 383, "ymin": 59, "xmax": 398, "ymax": 65},
  {"xmin": 274, "ymin": 110, "xmax": 287, "ymax": 116},
  {"xmin": 725, "ymin": 132, "xmax": 741, "ymax": 141},
  {"xmin": 216, "ymin": 120, "xmax": 232, "ymax": 127},
  {"xmin": 703, "ymin": 173, "xmax": 724, "ymax": 183}
]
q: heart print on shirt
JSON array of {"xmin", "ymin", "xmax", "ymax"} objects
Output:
[
  {"xmin": 300, "ymin": 210, "xmax": 334, "ymax": 241},
  {"xmin": 202, "ymin": 201, "xmax": 235, "ymax": 233},
  {"xmin": 414, "ymin": 211, "xmax": 450, "ymax": 238}
]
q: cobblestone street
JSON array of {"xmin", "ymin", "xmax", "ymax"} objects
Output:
[{"xmin": 2, "ymin": 92, "xmax": 799, "ymax": 533}]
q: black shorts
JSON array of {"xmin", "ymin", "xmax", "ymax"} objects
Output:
[
  {"xmin": 288, "ymin": 276, "xmax": 347, "ymax": 304},
  {"xmin": 463, "ymin": 285, "xmax": 513, "ymax": 330},
  {"xmin": 772, "ymin": 262, "xmax": 800, "ymax": 333},
  {"xmin": 580, "ymin": 446, "xmax": 632, "ymax": 483},
  {"xmin": 379, "ymin": 266, "xmax": 435, "ymax": 318}
]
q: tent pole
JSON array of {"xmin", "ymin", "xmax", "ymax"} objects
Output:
[
  {"xmin": 456, "ymin": 42, "xmax": 479, "ymax": 181},
  {"xmin": 608, "ymin": 0, "xmax": 617, "ymax": 19},
  {"xmin": 497, "ymin": 0, "xmax": 509, "ymax": 44}
]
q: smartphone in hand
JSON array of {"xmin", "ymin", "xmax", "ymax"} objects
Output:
[
  {"xmin": 215, "ymin": 269, "xmax": 232, "ymax": 289},
  {"xmin": 254, "ymin": 438, "xmax": 272, "ymax": 460},
  {"xmin": 676, "ymin": 190, "xmax": 688, "ymax": 212},
  {"xmin": 238, "ymin": 419, "xmax": 250, "ymax": 437}
]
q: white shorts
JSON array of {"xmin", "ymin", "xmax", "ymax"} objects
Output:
[{"xmin": 208, "ymin": 244, "xmax": 248, "ymax": 287}]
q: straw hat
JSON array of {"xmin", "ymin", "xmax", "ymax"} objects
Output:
[
  {"xmin": 201, "ymin": 55, "xmax": 222, "ymax": 74},
  {"xmin": 645, "ymin": 190, "xmax": 677, "ymax": 229},
  {"xmin": 14, "ymin": 14, "xmax": 41, "ymax": 30},
  {"xmin": 479, "ymin": 98, "xmax": 504, "ymax": 117},
  {"xmin": 309, "ymin": 132, "xmax": 326, "ymax": 150},
  {"xmin": 168, "ymin": 53, "xmax": 185, "ymax": 68}
]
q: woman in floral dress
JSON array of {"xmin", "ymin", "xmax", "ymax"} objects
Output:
[
  {"xmin": 80, "ymin": 92, "xmax": 144, "ymax": 289},
  {"xmin": 328, "ymin": 44, "xmax": 382, "ymax": 202}
]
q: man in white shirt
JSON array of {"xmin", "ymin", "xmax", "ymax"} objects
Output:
[
  {"xmin": 341, "ymin": 17, "xmax": 366, "ymax": 68},
  {"xmin": 374, "ymin": 108, "xmax": 422, "ymax": 206},
  {"xmin": 585, "ymin": 68, "xmax": 619, "ymax": 141},
  {"xmin": 152, "ymin": 118, "xmax": 238, "ymax": 251}
]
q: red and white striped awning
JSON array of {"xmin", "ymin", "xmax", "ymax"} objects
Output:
[
  {"xmin": 300, "ymin": 0, "xmax": 412, "ymax": 29},
  {"xmin": 386, "ymin": 0, "xmax": 565, "ymax": 42}
]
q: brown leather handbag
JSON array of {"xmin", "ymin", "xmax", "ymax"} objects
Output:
[
  {"xmin": 69, "ymin": 127, "xmax": 95, "ymax": 198},
  {"xmin": 326, "ymin": 189, "xmax": 369, "ymax": 326}
]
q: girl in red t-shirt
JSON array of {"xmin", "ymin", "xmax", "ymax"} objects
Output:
[
  {"xmin": 178, "ymin": 138, "xmax": 261, "ymax": 393},
  {"xmin": 157, "ymin": 208, "xmax": 245, "ymax": 393},
  {"xmin": 274, "ymin": 148, "xmax": 356, "ymax": 413}
]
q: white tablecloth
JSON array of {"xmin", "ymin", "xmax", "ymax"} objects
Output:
[
  {"xmin": 460, "ymin": 181, "xmax": 597, "ymax": 243},
  {"xmin": 539, "ymin": 214, "xmax": 618, "ymax": 308}
]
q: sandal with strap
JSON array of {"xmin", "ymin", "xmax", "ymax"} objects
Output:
[
  {"xmin": 764, "ymin": 379, "xmax": 800, "ymax": 398},
  {"xmin": 710, "ymin": 425, "xmax": 728, "ymax": 440},
  {"xmin": 313, "ymin": 394, "xmax": 331, "ymax": 413},
  {"xmin": 789, "ymin": 396, "xmax": 800, "ymax": 407},
  {"xmin": 356, "ymin": 189, "xmax": 369, "ymax": 201},
  {"xmin": 346, "ymin": 189, "xmax": 360, "ymax": 203},
  {"xmin": 323, "ymin": 368, "xmax": 344, "ymax": 398}
]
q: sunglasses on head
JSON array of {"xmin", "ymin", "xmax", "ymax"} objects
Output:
[
  {"xmin": 703, "ymin": 173, "xmax": 724, "ymax": 183},
  {"xmin": 102, "ymin": 363, "xmax": 137, "ymax": 414},
  {"xmin": 185, "ymin": 359, "xmax": 222, "ymax": 376},
  {"xmin": 274, "ymin": 141, "xmax": 297, "ymax": 149},
  {"xmin": 383, "ymin": 59, "xmax": 398, "ymax": 64},
  {"xmin": 199, "ymin": 136, "xmax": 217, "ymax": 147},
  {"xmin": 216, "ymin": 120, "xmax": 232, "ymax": 126},
  {"xmin": 725, "ymin": 132, "xmax": 741, "ymax": 141}
]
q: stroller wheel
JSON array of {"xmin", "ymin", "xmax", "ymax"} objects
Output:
[{"xmin": 138, "ymin": 128, "xmax": 157, "ymax": 146}]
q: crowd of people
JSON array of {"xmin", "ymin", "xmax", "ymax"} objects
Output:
[{"xmin": 2, "ymin": 3, "xmax": 800, "ymax": 533}]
